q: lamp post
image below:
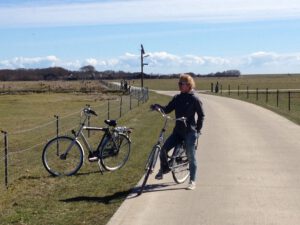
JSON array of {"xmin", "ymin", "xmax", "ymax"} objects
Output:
[{"xmin": 140, "ymin": 44, "xmax": 148, "ymax": 88}]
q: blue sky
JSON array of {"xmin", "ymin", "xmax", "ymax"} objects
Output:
[{"xmin": 0, "ymin": 0, "xmax": 300, "ymax": 74}]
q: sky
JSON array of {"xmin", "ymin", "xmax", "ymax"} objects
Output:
[{"xmin": 0, "ymin": 0, "xmax": 300, "ymax": 75}]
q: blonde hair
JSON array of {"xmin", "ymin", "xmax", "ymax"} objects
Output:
[{"xmin": 179, "ymin": 74, "xmax": 196, "ymax": 90}]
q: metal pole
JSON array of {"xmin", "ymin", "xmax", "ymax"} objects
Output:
[
  {"xmin": 2, "ymin": 131, "xmax": 8, "ymax": 189},
  {"xmin": 276, "ymin": 89, "xmax": 279, "ymax": 107},
  {"xmin": 228, "ymin": 85, "xmax": 231, "ymax": 96},
  {"xmin": 120, "ymin": 96, "xmax": 123, "ymax": 118},
  {"xmin": 54, "ymin": 115, "xmax": 59, "ymax": 156},
  {"xmin": 238, "ymin": 85, "xmax": 240, "ymax": 96},
  {"xmin": 141, "ymin": 53, "xmax": 144, "ymax": 88},
  {"xmin": 266, "ymin": 88, "xmax": 268, "ymax": 103},
  {"xmin": 107, "ymin": 100, "xmax": 110, "ymax": 119},
  {"xmin": 54, "ymin": 115, "xmax": 59, "ymax": 138},
  {"xmin": 141, "ymin": 45, "xmax": 145, "ymax": 89},
  {"xmin": 130, "ymin": 94, "xmax": 132, "ymax": 110},
  {"xmin": 256, "ymin": 88, "xmax": 258, "ymax": 101},
  {"xmin": 86, "ymin": 104, "xmax": 90, "ymax": 137},
  {"xmin": 247, "ymin": 86, "xmax": 249, "ymax": 99},
  {"xmin": 288, "ymin": 91, "xmax": 291, "ymax": 111}
]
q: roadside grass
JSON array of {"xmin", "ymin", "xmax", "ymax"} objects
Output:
[
  {"xmin": 0, "ymin": 91, "xmax": 172, "ymax": 225},
  {"xmin": 215, "ymin": 91, "xmax": 300, "ymax": 125}
]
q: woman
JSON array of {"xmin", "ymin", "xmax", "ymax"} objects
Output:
[{"xmin": 151, "ymin": 74, "xmax": 204, "ymax": 190}]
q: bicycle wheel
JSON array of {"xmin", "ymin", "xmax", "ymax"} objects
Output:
[
  {"xmin": 171, "ymin": 146, "xmax": 190, "ymax": 184},
  {"xmin": 100, "ymin": 133, "xmax": 131, "ymax": 171},
  {"xmin": 138, "ymin": 145, "xmax": 160, "ymax": 195},
  {"xmin": 42, "ymin": 136, "xmax": 84, "ymax": 176}
]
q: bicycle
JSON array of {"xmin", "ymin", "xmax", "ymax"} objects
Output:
[
  {"xmin": 138, "ymin": 107, "xmax": 191, "ymax": 195},
  {"xmin": 42, "ymin": 107, "xmax": 132, "ymax": 176}
]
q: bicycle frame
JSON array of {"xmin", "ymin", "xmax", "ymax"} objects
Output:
[
  {"xmin": 139, "ymin": 108, "xmax": 188, "ymax": 195},
  {"xmin": 155, "ymin": 108, "xmax": 186, "ymax": 152}
]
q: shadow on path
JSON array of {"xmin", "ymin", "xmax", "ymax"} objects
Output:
[{"xmin": 60, "ymin": 190, "xmax": 131, "ymax": 205}]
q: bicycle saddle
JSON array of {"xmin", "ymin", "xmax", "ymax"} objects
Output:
[{"xmin": 104, "ymin": 120, "xmax": 117, "ymax": 127}]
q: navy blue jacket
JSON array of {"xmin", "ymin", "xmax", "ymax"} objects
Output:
[{"xmin": 160, "ymin": 91, "xmax": 204, "ymax": 136}]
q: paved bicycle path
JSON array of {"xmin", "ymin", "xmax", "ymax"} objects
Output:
[{"xmin": 107, "ymin": 91, "xmax": 300, "ymax": 225}]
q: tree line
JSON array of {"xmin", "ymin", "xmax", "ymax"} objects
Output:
[{"xmin": 0, "ymin": 66, "xmax": 241, "ymax": 81}]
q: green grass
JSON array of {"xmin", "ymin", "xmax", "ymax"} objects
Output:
[
  {"xmin": 215, "ymin": 90, "xmax": 300, "ymax": 125},
  {"xmin": 130, "ymin": 75, "xmax": 300, "ymax": 125},
  {"xmin": 129, "ymin": 74, "xmax": 300, "ymax": 91},
  {"xmin": 0, "ymin": 91, "xmax": 172, "ymax": 225}
]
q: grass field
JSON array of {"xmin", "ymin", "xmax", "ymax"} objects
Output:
[
  {"xmin": 131, "ymin": 75, "xmax": 300, "ymax": 124},
  {"xmin": 0, "ymin": 88, "xmax": 172, "ymax": 225},
  {"xmin": 128, "ymin": 74, "xmax": 300, "ymax": 91}
]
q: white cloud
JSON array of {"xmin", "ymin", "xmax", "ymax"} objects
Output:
[
  {"xmin": 0, "ymin": 56, "xmax": 59, "ymax": 69},
  {"xmin": 1, "ymin": 51, "xmax": 300, "ymax": 74},
  {"xmin": 1, "ymin": 0, "xmax": 300, "ymax": 27}
]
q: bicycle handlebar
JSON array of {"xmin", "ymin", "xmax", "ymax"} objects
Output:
[{"xmin": 154, "ymin": 106, "xmax": 187, "ymax": 125}]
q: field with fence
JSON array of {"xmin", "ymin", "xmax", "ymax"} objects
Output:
[
  {"xmin": 0, "ymin": 80, "xmax": 160, "ymax": 225},
  {"xmin": 1, "ymin": 75, "xmax": 300, "ymax": 224},
  {"xmin": 132, "ymin": 75, "xmax": 300, "ymax": 124}
]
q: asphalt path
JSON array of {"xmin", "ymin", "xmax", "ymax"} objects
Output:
[{"xmin": 107, "ymin": 91, "xmax": 300, "ymax": 225}]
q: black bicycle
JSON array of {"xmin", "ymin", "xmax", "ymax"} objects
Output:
[
  {"xmin": 138, "ymin": 107, "xmax": 190, "ymax": 195},
  {"xmin": 42, "ymin": 107, "xmax": 132, "ymax": 176}
]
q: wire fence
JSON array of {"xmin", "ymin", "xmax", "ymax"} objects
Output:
[
  {"xmin": 0, "ymin": 84, "xmax": 149, "ymax": 189},
  {"xmin": 212, "ymin": 84, "xmax": 300, "ymax": 113}
]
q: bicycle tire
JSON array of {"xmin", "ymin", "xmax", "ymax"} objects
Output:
[
  {"xmin": 171, "ymin": 146, "xmax": 190, "ymax": 184},
  {"xmin": 100, "ymin": 133, "xmax": 131, "ymax": 171},
  {"xmin": 42, "ymin": 136, "xmax": 84, "ymax": 176},
  {"xmin": 138, "ymin": 145, "xmax": 160, "ymax": 195}
]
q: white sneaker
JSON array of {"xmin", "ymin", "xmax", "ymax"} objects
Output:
[{"xmin": 187, "ymin": 181, "xmax": 196, "ymax": 190}]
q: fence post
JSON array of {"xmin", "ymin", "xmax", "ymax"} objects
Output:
[
  {"xmin": 107, "ymin": 100, "xmax": 110, "ymax": 119},
  {"xmin": 276, "ymin": 89, "xmax": 279, "ymax": 107},
  {"xmin": 247, "ymin": 86, "xmax": 249, "ymax": 99},
  {"xmin": 54, "ymin": 115, "xmax": 59, "ymax": 138},
  {"xmin": 86, "ymin": 104, "xmax": 91, "ymax": 137},
  {"xmin": 256, "ymin": 88, "xmax": 258, "ymax": 101},
  {"xmin": 266, "ymin": 88, "xmax": 268, "ymax": 103},
  {"xmin": 220, "ymin": 85, "xmax": 223, "ymax": 95},
  {"xmin": 119, "ymin": 96, "xmax": 123, "ymax": 118},
  {"xmin": 130, "ymin": 94, "xmax": 132, "ymax": 110},
  {"xmin": 1, "ymin": 130, "xmax": 8, "ymax": 189},
  {"xmin": 146, "ymin": 87, "xmax": 149, "ymax": 101},
  {"xmin": 288, "ymin": 91, "xmax": 291, "ymax": 111},
  {"xmin": 238, "ymin": 85, "xmax": 240, "ymax": 96},
  {"xmin": 228, "ymin": 85, "xmax": 231, "ymax": 96}
]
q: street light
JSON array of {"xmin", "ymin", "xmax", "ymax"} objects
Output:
[{"xmin": 140, "ymin": 44, "xmax": 149, "ymax": 88}]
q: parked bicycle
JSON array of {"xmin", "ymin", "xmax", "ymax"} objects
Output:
[
  {"xmin": 138, "ymin": 107, "xmax": 191, "ymax": 195},
  {"xmin": 42, "ymin": 107, "xmax": 132, "ymax": 176}
]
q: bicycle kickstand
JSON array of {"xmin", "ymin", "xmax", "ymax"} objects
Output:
[{"xmin": 97, "ymin": 161, "xmax": 104, "ymax": 175}]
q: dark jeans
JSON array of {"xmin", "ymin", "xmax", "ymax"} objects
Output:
[{"xmin": 160, "ymin": 130, "xmax": 198, "ymax": 181}]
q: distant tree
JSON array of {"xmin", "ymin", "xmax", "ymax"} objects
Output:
[{"xmin": 80, "ymin": 65, "xmax": 96, "ymax": 79}]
